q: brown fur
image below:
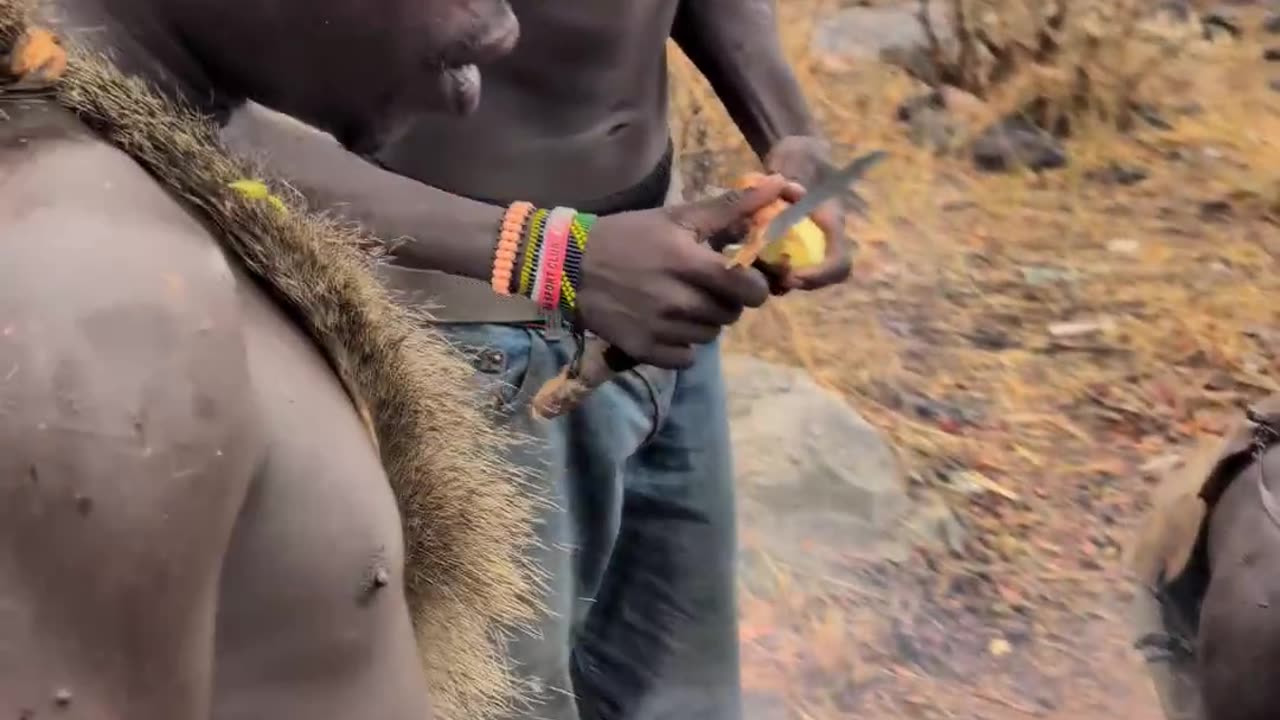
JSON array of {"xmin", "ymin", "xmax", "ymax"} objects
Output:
[{"xmin": 0, "ymin": 4, "xmax": 542, "ymax": 719}]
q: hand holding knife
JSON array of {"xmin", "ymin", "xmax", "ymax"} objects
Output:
[{"xmin": 529, "ymin": 150, "xmax": 887, "ymax": 420}]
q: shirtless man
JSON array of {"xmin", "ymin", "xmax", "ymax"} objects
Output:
[
  {"xmin": 222, "ymin": 1, "xmax": 849, "ymax": 718},
  {"xmin": 0, "ymin": 0, "xmax": 792, "ymax": 716}
]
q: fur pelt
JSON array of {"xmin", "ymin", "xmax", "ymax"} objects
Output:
[{"xmin": 0, "ymin": 4, "xmax": 541, "ymax": 718}]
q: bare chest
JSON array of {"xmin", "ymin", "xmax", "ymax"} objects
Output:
[
  {"xmin": 506, "ymin": 0, "xmax": 679, "ymax": 61},
  {"xmin": 212, "ymin": 277, "xmax": 427, "ymax": 717}
]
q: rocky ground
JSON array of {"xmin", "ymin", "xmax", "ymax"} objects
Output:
[{"xmin": 686, "ymin": 0, "xmax": 1280, "ymax": 717}]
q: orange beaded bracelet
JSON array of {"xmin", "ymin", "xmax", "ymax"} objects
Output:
[{"xmin": 492, "ymin": 201, "xmax": 533, "ymax": 295}]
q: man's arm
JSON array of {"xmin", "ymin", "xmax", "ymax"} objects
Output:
[
  {"xmin": 220, "ymin": 104, "xmax": 790, "ymax": 368},
  {"xmin": 221, "ymin": 104, "xmax": 503, "ymax": 281},
  {"xmin": 671, "ymin": 0, "xmax": 819, "ymax": 159},
  {"xmin": 673, "ymin": 0, "xmax": 855, "ymax": 291},
  {"xmin": 0, "ymin": 208, "xmax": 258, "ymax": 716}
]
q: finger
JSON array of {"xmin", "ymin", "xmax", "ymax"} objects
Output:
[
  {"xmin": 753, "ymin": 257, "xmax": 795, "ymax": 296},
  {"xmin": 654, "ymin": 320, "xmax": 722, "ymax": 347},
  {"xmin": 807, "ymin": 200, "xmax": 845, "ymax": 240},
  {"xmin": 660, "ymin": 285, "xmax": 741, "ymax": 326},
  {"xmin": 779, "ymin": 181, "xmax": 808, "ymax": 204},
  {"xmin": 790, "ymin": 254, "xmax": 853, "ymax": 290},
  {"xmin": 684, "ymin": 258, "xmax": 771, "ymax": 309},
  {"xmin": 669, "ymin": 174, "xmax": 791, "ymax": 237},
  {"xmin": 788, "ymin": 203, "xmax": 853, "ymax": 290}
]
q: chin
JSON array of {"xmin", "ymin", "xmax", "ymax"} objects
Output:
[{"xmin": 327, "ymin": 67, "xmax": 483, "ymax": 155}]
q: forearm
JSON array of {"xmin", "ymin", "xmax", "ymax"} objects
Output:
[
  {"xmin": 220, "ymin": 104, "xmax": 501, "ymax": 281},
  {"xmin": 672, "ymin": 0, "xmax": 820, "ymax": 158}
]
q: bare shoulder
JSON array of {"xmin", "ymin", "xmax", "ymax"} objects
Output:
[{"xmin": 0, "ymin": 113, "xmax": 259, "ymax": 716}]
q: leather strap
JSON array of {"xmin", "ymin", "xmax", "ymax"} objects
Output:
[{"xmin": 377, "ymin": 264, "xmax": 546, "ymax": 325}]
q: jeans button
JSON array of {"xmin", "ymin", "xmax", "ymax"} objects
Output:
[{"xmin": 476, "ymin": 349, "xmax": 506, "ymax": 374}]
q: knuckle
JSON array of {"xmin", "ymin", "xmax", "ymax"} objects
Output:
[
  {"xmin": 670, "ymin": 297, "xmax": 698, "ymax": 320},
  {"xmin": 659, "ymin": 205, "xmax": 685, "ymax": 230}
]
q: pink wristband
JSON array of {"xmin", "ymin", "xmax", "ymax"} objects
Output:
[{"xmin": 537, "ymin": 207, "xmax": 574, "ymax": 311}]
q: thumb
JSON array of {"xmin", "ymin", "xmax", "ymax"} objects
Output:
[{"xmin": 671, "ymin": 173, "xmax": 790, "ymax": 237}]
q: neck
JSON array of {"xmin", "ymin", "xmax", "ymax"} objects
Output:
[{"xmin": 41, "ymin": 0, "xmax": 235, "ymax": 121}]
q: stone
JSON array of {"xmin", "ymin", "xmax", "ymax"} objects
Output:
[
  {"xmin": 971, "ymin": 116, "xmax": 1068, "ymax": 173},
  {"xmin": 725, "ymin": 355, "xmax": 961, "ymax": 576},
  {"xmin": 1088, "ymin": 163, "xmax": 1150, "ymax": 186},
  {"xmin": 1157, "ymin": 0, "xmax": 1193, "ymax": 21},
  {"xmin": 898, "ymin": 92, "xmax": 955, "ymax": 151},
  {"xmin": 1200, "ymin": 199, "xmax": 1234, "ymax": 220},
  {"xmin": 811, "ymin": 1, "xmax": 953, "ymax": 82},
  {"xmin": 897, "ymin": 86, "xmax": 992, "ymax": 151},
  {"xmin": 939, "ymin": 85, "xmax": 990, "ymax": 123},
  {"xmin": 1201, "ymin": 9, "xmax": 1243, "ymax": 40},
  {"xmin": 896, "ymin": 88, "xmax": 945, "ymax": 123}
]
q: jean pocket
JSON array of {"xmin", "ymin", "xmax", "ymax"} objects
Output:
[{"xmin": 442, "ymin": 324, "xmax": 535, "ymax": 414}]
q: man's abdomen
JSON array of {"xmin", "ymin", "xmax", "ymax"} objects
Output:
[{"xmin": 376, "ymin": 0, "xmax": 679, "ymax": 208}]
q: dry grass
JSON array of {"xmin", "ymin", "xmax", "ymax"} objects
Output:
[{"xmin": 669, "ymin": 1, "xmax": 1280, "ymax": 717}]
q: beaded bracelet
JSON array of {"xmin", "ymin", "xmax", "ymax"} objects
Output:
[
  {"xmin": 492, "ymin": 201, "xmax": 533, "ymax": 295},
  {"xmin": 512, "ymin": 205, "xmax": 597, "ymax": 316},
  {"xmin": 518, "ymin": 209, "xmax": 549, "ymax": 297}
]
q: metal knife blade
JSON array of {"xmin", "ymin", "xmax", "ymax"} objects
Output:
[{"xmin": 761, "ymin": 149, "xmax": 887, "ymax": 248}]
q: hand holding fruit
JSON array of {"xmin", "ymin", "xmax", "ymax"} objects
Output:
[{"xmin": 759, "ymin": 135, "xmax": 854, "ymax": 293}]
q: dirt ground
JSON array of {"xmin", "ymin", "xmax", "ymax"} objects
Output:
[{"xmin": 669, "ymin": 1, "xmax": 1280, "ymax": 717}]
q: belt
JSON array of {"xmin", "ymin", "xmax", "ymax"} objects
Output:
[
  {"xmin": 378, "ymin": 264, "xmax": 550, "ymax": 325},
  {"xmin": 385, "ymin": 140, "xmax": 682, "ymax": 326}
]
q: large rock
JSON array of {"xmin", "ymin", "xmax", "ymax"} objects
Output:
[
  {"xmin": 725, "ymin": 356, "xmax": 962, "ymax": 582},
  {"xmin": 811, "ymin": 1, "xmax": 953, "ymax": 80}
]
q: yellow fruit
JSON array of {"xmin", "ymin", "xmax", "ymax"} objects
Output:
[
  {"xmin": 759, "ymin": 216, "xmax": 827, "ymax": 268},
  {"xmin": 733, "ymin": 171, "xmax": 828, "ymax": 269}
]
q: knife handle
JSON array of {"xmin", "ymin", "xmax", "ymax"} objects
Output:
[{"xmin": 530, "ymin": 337, "xmax": 638, "ymax": 420}]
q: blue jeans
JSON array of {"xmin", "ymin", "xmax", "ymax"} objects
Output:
[{"xmin": 444, "ymin": 323, "xmax": 741, "ymax": 720}]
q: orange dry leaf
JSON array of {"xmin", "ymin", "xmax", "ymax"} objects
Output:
[{"xmin": 8, "ymin": 27, "xmax": 67, "ymax": 85}]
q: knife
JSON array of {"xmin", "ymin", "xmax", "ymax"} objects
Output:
[{"xmin": 529, "ymin": 150, "xmax": 887, "ymax": 420}]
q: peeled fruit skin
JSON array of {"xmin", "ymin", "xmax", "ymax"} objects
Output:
[{"xmin": 732, "ymin": 172, "xmax": 829, "ymax": 269}]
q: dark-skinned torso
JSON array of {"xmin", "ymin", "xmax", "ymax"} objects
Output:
[
  {"xmin": 0, "ymin": 0, "xmax": 747, "ymax": 714},
  {"xmin": 379, "ymin": 0, "xmax": 681, "ymax": 206},
  {"xmin": 0, "ymin": 101, "xmax": 430, "ymax": 720}
]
